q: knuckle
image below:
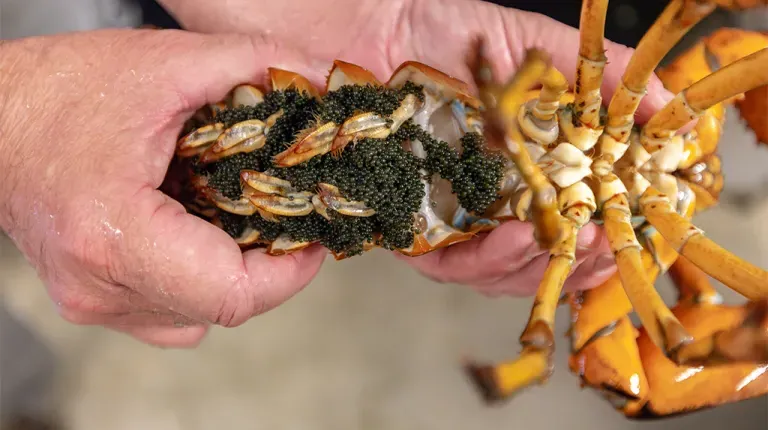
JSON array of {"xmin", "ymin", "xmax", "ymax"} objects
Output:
[
  {"xmin": 212, "ymin": 279, "xmax": 264, "ymax": 328},
  {"xmin": 55, "ymin": 291, "xmax": 93, "ymax": 325},
  {"xmin": 247, "ymin": 32, "xmax": 280, "ymax": 58},
  {"xmin": 56, "ymin": 200, "xmax": 124, "ymax": 284}
]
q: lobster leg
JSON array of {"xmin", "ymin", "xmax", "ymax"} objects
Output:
[
  {"xmin": 635, "ymin": 251, "xmax": 768, "ymax": 417},
  {"xmin": 465, "ymin": 205, "xmax": 591, "ymax": 401},
  {"xmin": 640, "ymin": 186, "xmax": 768, "ymax": 302},
  {"xmin": 520, "ymin": 66, "xmax": 569, "ymax": 145},
  {"xmin": 668, "ymin": 257, "xmax": 768, "ymax": 365},
  {"xmin": 602, "ymin": 193, "xmax": 694, "ymax": 358},
  {"xmin": 572, "ymin": 0, "xmax": 609, "ymax": 129},
  {"xmin": 567, "ymin": 226, "xmax": 674, "ymax": 416},
  {"xmin": 657, "ymin": 28, "xmax": 768, "ymax": 149},
  {"xmin": 641, "ymin": 47, "xmax": 768, "ymax": 153},
  {"xmin": 469, "ymin": 45, "xmax": 565, "ymax": 249},
  {"xmin": 668, "ymin": 254, "xmax": 723, "ymax": 306},
  {"xmin": 591, "ymin": 0, "xmax": 716, "ymax": 186},
  {"xmin": 569, "ymin": 228, "xmax": 768, "ymax": 418},
  {"xmin": 607, "ymin": 0, "xmax": 716, "ymax": 117}
]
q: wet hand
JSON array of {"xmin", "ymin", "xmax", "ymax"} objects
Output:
[{"xmin": 0, "ymin": 29, "xmax": 329, "ymax": 347}]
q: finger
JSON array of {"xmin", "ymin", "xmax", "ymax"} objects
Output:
[
  {"xmin": 160, "ymin": 30, "xmax": 328, "ymax": 112},
  {"xmin": 56, "ymin": 295, "xmax": 205, "ymax": 327},
  {"xmin": 49, "ymin": 280, "xmax": 204, "ymax": 326},
  {"xmin": 563, "ymin": 251, "xmax": 617, "ymax": 293},
  {"xmin": 396, "ymin": 221, "xmax": 541, "ymax": 285},
  {"xmin": 112, "ymin": 325, "xmax": 209, "ymax": 348},
  {"xmin": 398, "ymin": 220, "xmax": 606, "ymax": 286},
  {"xmin": 469, "ymin": 252, "xmax": 552, "ymax": 297},
  {"xmin": 467, "ymin": 227, "xmax": 607, "ymax": 297},
  {"xmin": 116, "ymin": 188, "xmax": 328, "ymax": 328},
  {"xmin": 140, "ymin": 30, "xmax": 328, "ymax": 187}
]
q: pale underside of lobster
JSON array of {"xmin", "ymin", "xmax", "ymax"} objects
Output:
[{"xmin": 167, "ymin": 0, "xmax": 768, "ymax": 419}]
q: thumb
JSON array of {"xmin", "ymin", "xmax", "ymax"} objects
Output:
[
  {"xmin": 117, "ymin": 186, "xmax": 328, "ymax": 327},
  {"xmin": 114, "ymin": 30, "xmax": 329, "ymax": 327},
  {"xmin": 513, "ymin": 10, "xmax": 677, "ymax": 125}
]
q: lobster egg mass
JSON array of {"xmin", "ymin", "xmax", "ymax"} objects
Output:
[{"xmin": 174, "ymin": 62, "xmax": 508, "ymax": 259}]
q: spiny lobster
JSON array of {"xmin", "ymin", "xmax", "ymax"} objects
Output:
[{"xmin": 168, "ymin": 0, "xmax": 768, "ymax": 419}]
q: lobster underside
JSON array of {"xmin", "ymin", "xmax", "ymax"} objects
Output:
[{"xmin": 167, "ymin": 0, "xmax": 768, "ymax": 420}]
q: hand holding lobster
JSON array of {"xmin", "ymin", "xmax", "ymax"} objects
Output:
[
  {"xmin": 158, "ymin": 0, "xmax": 682, "ymax": 295},
  {"xmin": 0, "ymin": 30, "xmax": 329, "ymax": 347}
]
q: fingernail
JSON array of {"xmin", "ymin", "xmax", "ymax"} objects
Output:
[{"xmin": 593, "ymin": 254, "xmax": 617, "ymax": 273}]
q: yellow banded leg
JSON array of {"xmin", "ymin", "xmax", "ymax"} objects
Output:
[
  {"xmin": 464, "ymin": 206, "xmax": 588, "ymax": 402},
  {"xmin": 602, "ymin": 193, "xmax": 694, "ymax": 359},
  {"xmin": 641, "ymin": 47, "xmax": 768, "ymax": 153},
  {"xmin": 639, "ymin": 186, "xmax": 768, "ymax": 301},
  {"xmin": 633, "ymin": 298, "xmax": 768, "ymax": 417},
  {"xmin": 572, "ymin": 0, "xmax": 609, "ymax": 129},
  {"xmin": 669, "ymin": 255, "xmax": 723, "ymax": 306},
  {"xmin": 605, "ymin": 0, "xmax": 716, "ymax": 130}
]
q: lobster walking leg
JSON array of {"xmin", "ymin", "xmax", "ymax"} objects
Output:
[
  {"xmin": 668, "ymin": 255, "xmax": 723, "ymax": 305},
  {"xmin": 641, "ymin": 47, "xmax": 768, "ymax": 153},
  {"xmin": 568, "ymin": 227, "xmax": 768, "ymax": 418},
  {"xmin": 602, "ymin": 194, "xmax": 693, "ymax": 358},
  {"xmin": 667, "ymin": 257, "xmax": 768, "ymax": 365},
  {"xmin": 470, "ymin": 45, "xmax": 565, "ymax": 249},
  {"xmin": 572, "ymin": 0, "xmax": 609, "ymax": 129},
  {"xmin": 466, "ymin": 205, "xmax": 591, "ymax": 401},
  {"xmin": 604, "ymin": 0, "xmax": 715, "ymax": 133},
  {"xmin": 632, "ymin": 268, "xmax": 768, "ymax": 417},
  {"xmin": 567, "ymin": 226, "xmax": 672, "ymax": 416},
  {"xmin": 592, "ymin": 0, "xmax": 717, "ymax": 182},
  {"xmin": 640, "ymin": 187, "xmax": 768, "ymax": 302}
]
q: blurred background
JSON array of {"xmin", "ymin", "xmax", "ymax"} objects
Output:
[{"xmin": 1, "ymin": 0, "xmax": 767, "ymax": 429}]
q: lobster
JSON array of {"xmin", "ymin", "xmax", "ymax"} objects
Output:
[{"xmin": 168, "ymin": 0, "xmax": 768, "ymax": 419}]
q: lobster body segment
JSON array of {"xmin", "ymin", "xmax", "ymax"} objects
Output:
[{"xmin": 168, "ymin": 0, "xmax": 768, "ymax": 420}]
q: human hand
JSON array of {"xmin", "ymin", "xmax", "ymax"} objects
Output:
[
  {"xmin": 158, "ymin": 0, "xmax": 679, "ymax": 295},
  {"xmin": 0, "ymin": 29, "xmax": 329, "ymax": 347}
]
